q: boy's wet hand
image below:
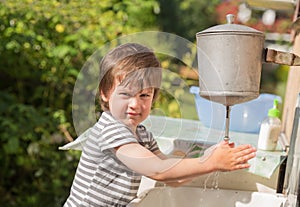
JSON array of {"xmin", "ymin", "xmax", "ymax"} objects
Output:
[
  {"xmin": 230, "ymin": 144, "xmax": 256, "ymax": 171},
  {"xmin": 211, "ymin": 141, "xmax": 256, "ymax": 171}
]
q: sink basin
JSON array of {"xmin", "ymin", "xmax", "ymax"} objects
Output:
[{"xmin": 131, "ymin": 187, "xmax": 286, "ymax": 207}]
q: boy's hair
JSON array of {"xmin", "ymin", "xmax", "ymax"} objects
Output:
[{"xmin": 99, "ymin": 43, "xmax": 162, "ymax": 111}]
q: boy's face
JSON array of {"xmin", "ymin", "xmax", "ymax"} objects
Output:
[{"xmin": 102, "ymin": 81, "xmax": 155, "ymax": 130}]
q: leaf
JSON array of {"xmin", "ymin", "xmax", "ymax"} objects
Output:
[
  {"xmin": 51, "ymin": 45, "xmax": 77, "ymax": 58},
  {"xmin": 4, "ymin": 137, "xmax": 19, "ymax": 154}
]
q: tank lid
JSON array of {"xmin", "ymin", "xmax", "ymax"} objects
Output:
[{"xmin": 196, "ymin": 14, "xmax": 264, "ymax": 36}]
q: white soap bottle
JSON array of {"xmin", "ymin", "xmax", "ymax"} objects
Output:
[{"xmin": 258, "ymin": 99, "xmax": 281, "ymax": 151}]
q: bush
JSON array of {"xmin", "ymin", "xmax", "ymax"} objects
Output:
[{"xmin": 0, "ymin": 0, "xmax": 159, "ymax": 206}]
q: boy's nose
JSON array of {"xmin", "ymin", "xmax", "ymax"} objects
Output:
[
  {"xmin": 129, "ymin": 97, "xmax": 139, "ymax": 108},
  {"xmin": 129, "ymin": 97, "xmax": 138, "ymax": 107}
]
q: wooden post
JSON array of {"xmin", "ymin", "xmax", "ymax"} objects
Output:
[{"xmin": 281, "ymin": 1, "xmax": 300, "ymax": 144}]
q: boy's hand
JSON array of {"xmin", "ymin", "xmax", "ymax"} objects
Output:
[{"xmin": 207, "ymin": 141, "xmax": 256, "ymax": 172}]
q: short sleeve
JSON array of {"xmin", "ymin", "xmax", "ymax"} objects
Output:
[{"xmin": 99, "ymin": 122, "xmax": 138, "ymax": 153}]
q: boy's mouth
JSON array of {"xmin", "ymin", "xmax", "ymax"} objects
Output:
[{"xmin": 127, "ymin": 112, "xmax": 140, "ymax": 116}]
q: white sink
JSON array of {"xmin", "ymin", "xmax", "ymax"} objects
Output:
[{"xmin": 131, "ymin": 187, "xmax": 286, "ymax": 207}]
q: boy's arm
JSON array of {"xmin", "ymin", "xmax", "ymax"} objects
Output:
[{"xmin": 115, "ymin": 141, "xmax": 256, "ymax": 183}]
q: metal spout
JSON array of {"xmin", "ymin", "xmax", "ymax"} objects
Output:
[{"xmin": 224, "ymin": 106, "xmax": 231, "ymax": 141}]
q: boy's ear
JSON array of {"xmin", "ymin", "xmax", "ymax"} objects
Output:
[{"xmin": 100, "ymin": 90, "xmax": 109, "ymax": 102}]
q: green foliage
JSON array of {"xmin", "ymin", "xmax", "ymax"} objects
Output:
[
  {"xmin": 0, "ymin": 91, "xmax": 81, "ymax": 206},
  {"xmin": 1, "ymin": 0, "xmax": 159, "ymax": 109},
  {"xmin": 153, "ymin": 67, "xmax": 198, "ymax": 119},
  {"xmin": 0, "ymin": 0, "xmax": 160, "ymax": 206},
  {"xmin": 158, "ymin": 0, "xmax": 221, "ymax": 41}
]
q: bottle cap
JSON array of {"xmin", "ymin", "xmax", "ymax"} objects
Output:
[{"xmin": 268, "ymin": 99, "xmax": 280, "ymax": 118}]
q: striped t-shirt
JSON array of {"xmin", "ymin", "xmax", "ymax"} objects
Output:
[{"xmin": 64, "ymin": 111, "xmax": 159, "ymax": 207}]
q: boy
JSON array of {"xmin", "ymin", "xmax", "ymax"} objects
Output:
[{"xmin": 64, "ymin": 43, "xmax": 256, "ymax": 206}]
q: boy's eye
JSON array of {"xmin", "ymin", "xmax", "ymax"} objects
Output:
[
  {"xmin": 140, "ymin": 93, "xmax": 152, "ymax": 98},
  {"xmin": 120, "ymin": 92, "xmax": 131, "ymax": 97}
]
